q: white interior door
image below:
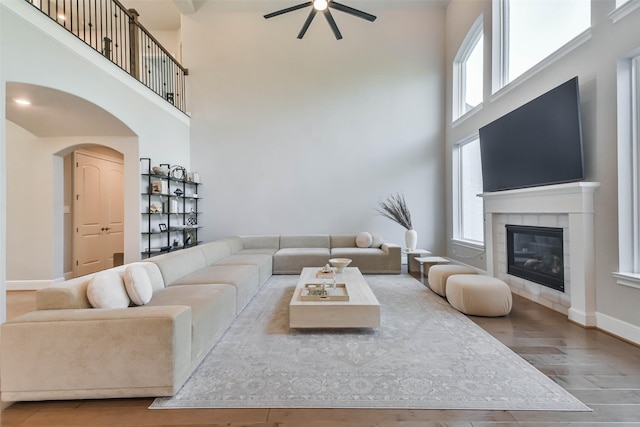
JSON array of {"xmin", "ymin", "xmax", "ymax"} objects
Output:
[{"xmin": 73, "ymin": 150, "xmax": 124, "ymax": 277}]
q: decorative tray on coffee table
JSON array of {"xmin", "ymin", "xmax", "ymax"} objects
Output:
[{"xmin": 301, "ymin": 283, "xmax": 349, "ymax": 301}]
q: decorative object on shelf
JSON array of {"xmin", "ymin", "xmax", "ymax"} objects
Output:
[
  {"xmin": 170, "ymin": 199, "xmax": 179, "ymax": 213},
  {"xmin": 186, "ymin": 229, "xmax": 197, "ymax": 245},
  {"xmin": 170, "ymin": 165, "xmax": 186, "ymax": 180},
  {"xmin": 151, "ymin": 181, "xmax": 162, "ymax": 194},
  {"xmin": 174, "ymin": 188, "xmax": 183, "ymax": 197},
  {"xmin": 375, "ymin": 192, "xmax": 417, "ymax": 251},
  {"xmin": 187, "ymin": 172, "xmax": 201, "ymax": 183},
  {"xmin": 152, "ymin": 165, "xmax": 169, "ymax": 176},
  {"xmin": 329, "ymin": 258, "xmax": 352, "ymax": 273},
  {"xmin": 150, "ymin": 203, "xmax": 162, "ymax": 214},
  {"xmin": 158, "ymin": 223, "xmax": 167, "ymax": 232},
  {"xmin": 187, "ymin": 215, "xmax": 197, "ymax": 226}
]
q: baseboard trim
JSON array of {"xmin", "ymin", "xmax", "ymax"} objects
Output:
[
  {"xmin": 7, "ymin": 277, "xmax": 65, "ymax": 291},
  {"xmin": 596, "ymin": 311, "xmax": 640, "ymax": 347}
]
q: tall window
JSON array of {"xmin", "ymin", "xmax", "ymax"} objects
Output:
[
  {"xmin": 453, "ymin": 136, "xmax": 484, "ymax": 245},
  {"xmin": 615, "ymin": 53, "xmax": 640, "ymax": 288},
  {"xmin": 494, "ymin": 0, "xmax": 590, "ymax": 88},
  {"xmin": 453, "ymin": 15, "xmax": 483, "ymax": 121}
]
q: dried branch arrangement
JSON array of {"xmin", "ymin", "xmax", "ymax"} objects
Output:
[{"xmin": 376, "ymin": 193, "xmax": 412, "ymax": 230}]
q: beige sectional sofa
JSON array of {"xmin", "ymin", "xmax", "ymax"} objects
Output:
[{"xmin": 0, "ymin": 234, "xmax": 400, "ymax": 402}]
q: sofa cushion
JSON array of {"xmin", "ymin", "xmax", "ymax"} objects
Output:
[
  {"xmin": 146, "ymin": 284, "xmax": 236, "ymax": 365},
  {"xmin": 123, "ymin": 264, "xmax": 153, "ymax": 306},
  {"xmin": 356, "ymin": 232, "xmax": 373, "ymax": 248},
  {"xmin": 87, "ymin": 272, "xmax": 130, "ymax": 309},
  {"xmin": 273, "ymin": 248, "xmax": 331, "ymax": 274},
  {"xmin": 171, "ymin": 264, "xmax": 260, "ymax": 314},
  {"xmin": 371, "ymin": 233, "xmax": 384, "ymax": 248},
  {"xmin": 199, "ymin": 240, "xmax": 232, "ymax": 265},
  {"xmin": 240, "ymin": 235, "xmax": 280, "ymax": 251},
  {"xmin": 330, "ymin": 247, "xmax": 397, "ymax": 274},
  {"xmin": 330, "ymin": 234, "xmax": 357, "ymax": 248},
  {"xmin": 137, "ymin": 262, "xmax": 166, "ymax": 292},
  {"xmin": 280, "ymin": 234, "xmax": 329, "ymax": 249},
  {"xmin": 217, "ymin": 237, "xmax": 244, "ymax": 255},
  {"xmin": 149, "ymin": 246, "xmax": 207, "ymax": 286},
  {"xmin": 214, "ymin": 254, "xmax": 273, "ymax": 285},
  {"xmin": 237, "ymin": 248, "xmax": 279, "ymax": 256}
]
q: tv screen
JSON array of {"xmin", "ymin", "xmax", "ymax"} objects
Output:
[{"xmin": 478, "ymin": 77, "xmax": 585, "ymax": 192}]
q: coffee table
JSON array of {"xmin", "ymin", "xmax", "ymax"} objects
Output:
[{"xmin": 289, "ymin": 267, "xmax": 380, "ymax": 328}]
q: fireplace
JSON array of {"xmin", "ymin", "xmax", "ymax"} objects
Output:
[{"xmin": 506, "ymin": 225, "xmax": 564, "ymax": 292}]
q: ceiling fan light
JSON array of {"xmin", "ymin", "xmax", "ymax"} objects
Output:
[{"xmin": 313, "ymin": 0, "xmax": 328, "ymax": 11}]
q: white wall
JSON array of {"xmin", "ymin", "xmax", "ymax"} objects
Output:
[
  {"xmin": 445, "ymin": 0, "xmax": 640, "ymax": 341},
  {"xmin": 0, "ymin": 0, "xmax": 191, "ymax": 298},
  {"xmin": 182, "ymin": 1, "xmax": 446, "ymax": 251}
]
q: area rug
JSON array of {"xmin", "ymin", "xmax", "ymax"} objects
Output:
[{"xmin": 151, "ymin": 274, "xmax": 590, "ymax": 411}]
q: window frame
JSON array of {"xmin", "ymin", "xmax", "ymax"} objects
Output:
[
  {"xmin": 452, "ymin": 14, "xmax": 484, "ymax": 122},
  {"xmin": 452, "ymin": 133, "xmax": 485, "ymax": 248},
  {"xmin": 610, "ymin": 0, "xmax": 640, "ymax": 23},
  {"xmin": 614, "ymin": 52, "xmax": 640, "ymax": 289},
  {"xmin": 492, "ymin": 0, "xmax": 592, "ymax": 94}
]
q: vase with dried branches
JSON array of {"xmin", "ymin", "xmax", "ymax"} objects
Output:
[{"xmin": 376, "ymin": 193, "xmax": 417, "ymax": 250}]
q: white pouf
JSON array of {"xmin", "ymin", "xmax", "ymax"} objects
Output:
[
  {"xmin": 428, "ymin": 264, "xmax": 477, "ymax": 297},
  {"xmin": 446, "ymin": 275, "xmax": 512, "ymax": 317}
]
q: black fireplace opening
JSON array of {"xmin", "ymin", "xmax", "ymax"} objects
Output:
[{"xmin": 506, "ymin": 225, "xmax": 564, "ymax": 292}]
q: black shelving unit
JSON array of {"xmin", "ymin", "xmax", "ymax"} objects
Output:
[{"xmin": 140, "ymin": 158, "xmax": 202, "ymax": 258}]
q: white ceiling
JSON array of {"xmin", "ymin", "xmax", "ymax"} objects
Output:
[
  {"xmin": 122, "ymin": 0, "xmax": 182, "ymax": 31},
  {"xmin": 5, "ymin": 83, "xmax": 135, "ymax": 137}
]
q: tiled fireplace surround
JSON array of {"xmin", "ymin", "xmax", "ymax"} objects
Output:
[{"xmin": 483, "ymin": 182, "xmax": 600, "ymax": 327}]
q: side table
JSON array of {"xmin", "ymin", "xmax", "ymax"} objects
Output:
[
  {"xmin": 403, "ymin": 249, "xmax": 431, "ymax": 274},
  {"xmin": 414, "ymin": 256, "xmax": 450, "ymax": 281}
]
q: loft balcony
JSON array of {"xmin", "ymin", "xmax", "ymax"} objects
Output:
[{"xmin": 26, "ymin": 0, "xmax": 188, "ymax": 114}]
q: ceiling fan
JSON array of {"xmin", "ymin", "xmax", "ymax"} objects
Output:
[{"xmin": 264, "ymin": 0, "xmax": 377, "ymax": 40}]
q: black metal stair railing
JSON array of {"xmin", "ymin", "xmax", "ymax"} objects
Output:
[{"xmin": 26, "ymin": 0, "xmax": 188, "ymax": 114}]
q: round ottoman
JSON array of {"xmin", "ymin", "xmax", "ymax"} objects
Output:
[
  {"xmin": 428, "ymin": 264, "xmax": 477, "ymax": 297},
  {"xmin": 445, "ymin": 275, "xmax": 512, "ymax": 317}
]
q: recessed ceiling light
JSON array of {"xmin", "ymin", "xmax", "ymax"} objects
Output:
[
  {"xmin": 14, "ymin": 98, "xmax": 31, "ymax": 106},
  {"xmin": 58, "ymin": 14, "xmax": 66, "ymax": 21}
]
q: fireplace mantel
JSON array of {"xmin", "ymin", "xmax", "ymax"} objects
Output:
[{"xmin": 482, "ymin": 182, "xmax": 600, "ymax": 327}]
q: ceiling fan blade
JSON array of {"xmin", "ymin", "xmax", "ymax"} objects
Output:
[
  {"xmin": 324, "ymin": 9, "xmax": 343, "ymax": 40},
  {"xmin": 329, "ymin": 1, "xmax": 377, "ymax": 22},
  {"xmin": 264, "ymin": 2, "xmax": 312, "ymax": 19},
  {"xmin": 297, "ymin": 9, "xmax": 317, "ymax": 39}
]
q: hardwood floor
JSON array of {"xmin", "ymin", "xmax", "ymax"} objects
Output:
[{"xmin": 2, "ymin": 274, "xmax": 640, "ymax": 426}]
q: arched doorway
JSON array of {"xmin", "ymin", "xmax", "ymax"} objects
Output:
[{"xmin": 5, "ymin": 83, "xmax": 136, "ymax": 288}]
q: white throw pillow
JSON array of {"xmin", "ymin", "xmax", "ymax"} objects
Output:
[
  {"xmin": 87, "ymin": 272, "xmax": 130, "ymax": 309},
  {"xmin": 370, "ymin": 233, "xmax": 384, "ymax": 248},
  {"xmin": 123, "ymin": 264, "xmax": 153, "ymax": 306},
  {"xmin": 356, "ymin": 231, "xmax": 373, "ymax": 248}
]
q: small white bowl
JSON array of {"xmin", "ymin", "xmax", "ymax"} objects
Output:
[{"xmin": 329, "ymin": 258, "xmax": 352, "ymax": 273}]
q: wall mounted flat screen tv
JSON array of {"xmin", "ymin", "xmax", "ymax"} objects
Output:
[{"xmin": 478, "ymin": 77, "xmax": 585, "ymax": 193}]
